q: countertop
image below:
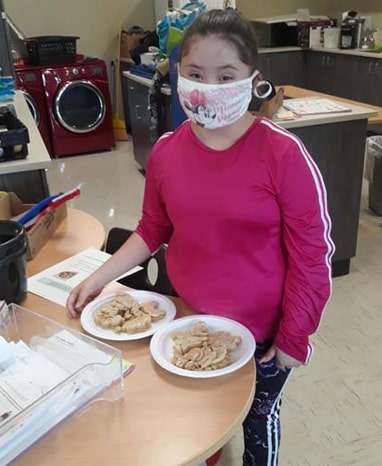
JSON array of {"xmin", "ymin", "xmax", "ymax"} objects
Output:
[
  {"xmin": 281, "ymin": 85, "xmax": 382, "ymax": 126},
  {"xmin": 259, "ymin": 45, "xmax": 382, "ymax": 59},
  {"xmin": 0, "ymin": 91, "xmax": 51, "ymax": 175},
  {"xmin": 259, "ymin": 46, "xmax": 302, "ymax": 54},
  {"xmin": 310, "ymin": 47, "xmax": 382, "ymax": 59},
  {"xmin": 276, "ymin": 92, "xmax": 378, "ymax": 129},
  {"xmin": 123, "ymin": 71, "xmax": 171, "ymax": 95}
]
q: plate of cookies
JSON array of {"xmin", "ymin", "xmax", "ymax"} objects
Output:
[
  {"xmin": 150, "ymin": 315, "xmax": 256, "ymax": 378},
  {"xmin": 80, "ymin": 290, "xmax": 177, "ymax": 341}
]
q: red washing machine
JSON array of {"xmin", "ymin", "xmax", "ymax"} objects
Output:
[
  {"xmin": 41, "ymin": 58, "xmax": 115, "ymax": 157},
  {"xmin": 15, "ymin": 65, "xmax": 53, "ymax": 156}
]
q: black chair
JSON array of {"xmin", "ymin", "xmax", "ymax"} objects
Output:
[{"xmin": 104, "ymin": 227, "xmax": 176, "ymax": 296}]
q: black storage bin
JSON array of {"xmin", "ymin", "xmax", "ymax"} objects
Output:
[
  {"xmin": 25, "ymin": 36, "xmax": 79, "ymax": 65},
  {"xmin": 0, "ymin": 220, "xmax": 27, "ymax": 304},
  {"xmin": 0, "ymin": 108, "xmax": 29, "ymax": 162}
]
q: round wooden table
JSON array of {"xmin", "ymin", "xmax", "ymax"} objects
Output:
[{"xmin": 18, "ymin": 209, "xmax": 256, "ymax": 466}]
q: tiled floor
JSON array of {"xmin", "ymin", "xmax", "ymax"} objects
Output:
[{"xmin": 47, "ymin": 141, "xmax": 382, "ymax": 466}]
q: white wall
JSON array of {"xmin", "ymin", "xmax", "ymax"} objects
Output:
[
  {"xmin": 6, "ymin": 0, "xmax": 382, "ymax": 63},
  {"xmin": 4, "ymin": 0, "xmax": 156, "ymax": 64}
]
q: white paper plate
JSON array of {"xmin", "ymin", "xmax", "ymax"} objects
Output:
[
  {"xmin": 80, "ymin": 290, "xmax": 177, "ymax": 341},
  {"xmin": 150, "ymin": 315, "xmax": 256, "ymax": 378}
]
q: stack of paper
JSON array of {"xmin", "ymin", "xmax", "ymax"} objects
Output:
[{"xmin": 283, "ymin": 97, "xmax": 352, "ymax": 116}]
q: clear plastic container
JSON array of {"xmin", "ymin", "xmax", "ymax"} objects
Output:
[{"xmin": 0, "ymin": 303, "xmax": 124, "ymax": 464}]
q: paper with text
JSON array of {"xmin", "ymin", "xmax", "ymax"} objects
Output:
[{"xmin": 28, "ymin": 247, "xmax": 142, "ymax": 306}]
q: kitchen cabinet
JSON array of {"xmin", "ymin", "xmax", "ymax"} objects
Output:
[
  {"xmin": 352, "ymin": 56, "xmax": 382, "ymax": 106},
  {"xmin": 306, "ymin": 51, "xmax": 340, "ymax": 95},
  {"xmin": 306, "ymin": 51, "xmax": 382, "ymax": 107},
  {"xmin": 290, "ymin": 118, "xmax": 368, "ymax": 276},
  {"xmin": 330, "ymin": 54, "xmax": 363, "ymax": 101},
  {"xmin": 126, "ymin": 78, "xmax": 153, "ymax": 170},
  {"xmin": 258, "ymin": 49, "xmax": 382, "ymax": 108},
  {"xmin": 257, "ymin": 51, "xmax": 306, "ymax": 87}
]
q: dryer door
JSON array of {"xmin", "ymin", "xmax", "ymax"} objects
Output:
[
  {"xmin": 54, "ymin": 80, "xmax": 106, "ymax": 134},
  {"xmin": 20, "ymin": 90, "xmax": 40, "ymax": 125}
]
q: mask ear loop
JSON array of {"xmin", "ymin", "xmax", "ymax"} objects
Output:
[{"xmin": 253, "ymin": 79, "xmax": 276, "ymax": 101}]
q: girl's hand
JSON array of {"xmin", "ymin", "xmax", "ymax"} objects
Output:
[
  {"xmin": 259, "ymin": 343, "xmax": 302, "ymax": 370},
  {"xmin": 66, "ymin": 279, "xmax": 103, "ymax": 318},
  {"xmin": 258, "ymin": 87, "xmax": 284, "ymax": 119}
]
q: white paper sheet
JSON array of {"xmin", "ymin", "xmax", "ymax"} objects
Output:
[{"xmin": 28, "ymin": 247, "xmax": 142, "ymax": 306}]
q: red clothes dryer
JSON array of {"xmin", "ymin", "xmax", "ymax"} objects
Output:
[
  {"xmin": 41, "ymin": 58, "xmax": 115, "ymax": 157},
  {"xmin": 15, "ymin": 66, "xmax": 53, "ymax": 155}
]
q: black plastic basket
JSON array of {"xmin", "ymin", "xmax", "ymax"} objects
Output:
[
  {"xmin": 0, "ymin": 107, "xmax": 29, "ymax": 162},
  {"xmin": 25, "ymin": 35, "xmax": 79, "ymax": 65}
]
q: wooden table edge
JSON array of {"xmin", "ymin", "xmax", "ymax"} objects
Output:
[{"xmin": 186, "ymin": 364, "xmax": 256, "ymax": 465}]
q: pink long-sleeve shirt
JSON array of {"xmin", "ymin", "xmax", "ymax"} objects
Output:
[{"xmin": 136, "ymin": 117, "xmax": 335, "ymax": 362}]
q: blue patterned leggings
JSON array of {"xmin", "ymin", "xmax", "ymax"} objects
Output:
[{"xmin": 243, "ymin": 341, "xmax": 292, "ymax": 466}]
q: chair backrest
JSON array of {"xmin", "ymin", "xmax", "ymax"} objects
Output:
[{"xmin": 104, "ymin": 227, "xmax": 176, "ymax": 296}]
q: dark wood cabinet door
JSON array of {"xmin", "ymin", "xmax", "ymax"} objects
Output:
[
  {"xmin": 330, "ymin": 54, "xmax": 359, "ymax": 100},
  {"xmin": 373, "ymin": 61, "xmax": 382, "ymax": 106},
  {"xmin": 258, "ymin": 51, "xmax": 306, "ymax": 87},
  {"xmin": 271, "ymin": 51, "xmax": 306, "ymax": 87},
  {"xmin": 365, "ymin": 59, "xmax": 382, "ymax": 106},
  {"xmin": 329, "ymin": 54, "xmax": 374, "ymax": 104},
  {"xmin": 257, "ymin": 54, "xmax": 272, "ymax": 79},
  {"xmin": 306, "ymin": 52, "xmax": 338, "ymax": 94},
  {"xmin": 306, "ymin": 52, "xmax": 382, "ymax": 107},
  {"xmin": 290, "ymin": 118, "xmax": 368, "ymax": 263},
  {"xmin": 336, "ymin": 54, "xmax": 382, "ymax": 106},
  {"xmin": 127, "ymin": 79, "xmax": 153, "ymax": 170}
]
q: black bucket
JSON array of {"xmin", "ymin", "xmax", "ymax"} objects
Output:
[{"xmin": 0, "ymin": 220, "xmax": 27, "ymax": 304}]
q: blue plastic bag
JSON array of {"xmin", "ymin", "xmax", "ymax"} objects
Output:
[{"xmin": 157, "ymin": 2, "xmax": 206, "ymax": 55}]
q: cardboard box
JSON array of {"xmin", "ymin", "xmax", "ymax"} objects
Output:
[
  {"xmin": 120, "ymin": 30, "xmax": 147, "ymax": 60},
  {"xmin": 0, "ymin": 192, "xmax": 67, "ymax": 260}
]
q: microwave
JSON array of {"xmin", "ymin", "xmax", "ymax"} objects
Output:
[{"xmin": 251, "ymin": 16, "xmax": 298, "ymax": 47}]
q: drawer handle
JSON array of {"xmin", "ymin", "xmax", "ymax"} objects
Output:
[{"xmin": 135, "ymin": 105, "xmax": 141, "ymax": 120}]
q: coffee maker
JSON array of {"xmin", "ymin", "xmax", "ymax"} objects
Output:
[{"xmin": 340, "ymin": 10, "xmax": 365, "ymax": 49}]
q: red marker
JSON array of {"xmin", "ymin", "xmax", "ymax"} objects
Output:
[{"xmin": 29, "ymin": 188, "xmax": 81, "ymax": 228}]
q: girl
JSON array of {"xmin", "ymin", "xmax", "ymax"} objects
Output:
[{"xmin": 67, "ymin": 9, "xmax": 334, "ymax": 465}]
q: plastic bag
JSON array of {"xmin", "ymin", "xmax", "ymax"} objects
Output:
[
  {"xmin": 157, "ymin": 2, "xmax": 206, "ymax": 55},
  {"xmin": 365, "ymin": 135, "xmax": 382, "ymax": 182}
]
